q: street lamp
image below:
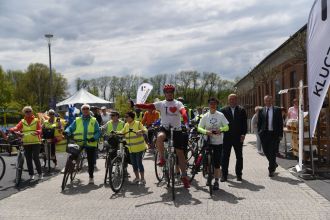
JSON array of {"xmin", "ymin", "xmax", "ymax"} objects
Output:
[{"xmin": 45, "ymin": 34, "xmax": 54, "ymax": 109}]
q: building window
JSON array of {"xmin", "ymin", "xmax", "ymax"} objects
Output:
[{"xmin": 274, "ymin": 78, "xmax": 281, "ymax": 106}]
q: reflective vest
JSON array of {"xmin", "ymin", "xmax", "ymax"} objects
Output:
[
  {"xmin": 43, "ymin": 118, "xmax": 62, "ymax": 138},
  {"xmin": 74, "ymin": 117, "xmax": 98, "ymax": 147},
  {"xmin": 106, "ymin": 120, "xmax": 125, "ymax": 134},
  {"xmin": 122, "ymin": 121, "xmax": 147, "ymax": 153},
  {"xmin": 22, "ymin": 118, "xmax": 41, "ymax": 145}
]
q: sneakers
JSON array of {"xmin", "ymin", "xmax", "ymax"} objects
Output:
[
  {"xmin": 220, "ymin": 176, "xmax": 227, "ymax": 182},
  {"xmin": 213, "ymin": 181, "xmax": 219, "ymax": 190},
  {"xmin": 157, "ymin": 158, "xmax": 166, "ymax": 167},
  {"xmin": 38, "ymin": 173, "xmax": 43, "ymax": 180},
  {"xmin": 89, "ymin": 178, "xmax": 94, "ymax": 184},
  {"xmin": 132, "ymin": 178, "xmax": 140, "ymax": 184},
  {"xmin": 139, "ymin": 179, "xmax": 146, "ymax": 185},
  {"xmin": 181, "ymin": 176, "xmax": 190, "ymax": 188},
  {"xmin": 29, "ymin": 175, "xmax": 35, "ymax": 180}
]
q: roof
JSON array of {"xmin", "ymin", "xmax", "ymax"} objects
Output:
[
  {"xmin": 56, "ymin": 88, "xmax": 113, "ymax": 107},
  {"xmin": 235, "ymin": 24, "xmax": 307, "ymax": 87}
]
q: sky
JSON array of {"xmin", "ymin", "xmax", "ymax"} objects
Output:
[{"xmin": 0, "ymin": 0, "xmax": 314, "ymax": 88}]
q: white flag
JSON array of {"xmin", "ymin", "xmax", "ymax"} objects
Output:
[
  {"xmin": 307, "ymin": 0, "xmax": 330, "ymax": 137},
  {"xmin": 136, "ymin": 83, "xmax": 153, "ymax": 104}
]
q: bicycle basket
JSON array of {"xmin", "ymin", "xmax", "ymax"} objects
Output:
[
  {"xmin": 42, "ymin": 128, "xmax": 55, "ymax": 139},
  {"xmin": 107, "ymin": 135, "xmax": 120, "ymax": 147},
  {"xmin": 67, "ymin": 144, "xmax": 80, "ymax": 157}
]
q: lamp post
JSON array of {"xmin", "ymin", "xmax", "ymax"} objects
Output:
[{"xmin": 45, "ymin": 34, "xmax": 54, "ymax": 109}]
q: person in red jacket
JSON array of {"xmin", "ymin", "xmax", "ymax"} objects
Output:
[
  {"xmin": 135, "ymin": 84, "xmax": 190, "ymax": 188},
  {"xmin": 10, "ymin": 106, "xmax": 43, "ymax": 180}
]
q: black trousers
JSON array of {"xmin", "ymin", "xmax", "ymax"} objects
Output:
[
  {"xmin": 260, "ymin": 131, "xmax": 278, "ymax": 173},
  {"xmin": 222, "ymin": 139, "xmax": 243, "ymax": 177},
  {"xmin": 85, "ymin": 147, "xmax": 96, "ymax": 178},
  {"xmin": 24, "ymin": 144, "xmax": 42, "ymax": 176}
]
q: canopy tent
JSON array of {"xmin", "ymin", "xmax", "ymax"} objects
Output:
[{"xmin": 56, "ymin": 89, "xmax": 113, "ymax": 110}]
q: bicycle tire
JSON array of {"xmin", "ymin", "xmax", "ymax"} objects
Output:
[
  {"xmin": 109, "ymin": 156, "xmax": 124, "ymax": 193},
  {"xmin": 207, "ymin": 153, "xmax": 213, "ymax": 196},
  {"xmin": 186, "ymin": 144, "xmax": 198, "ymax": 182},
  {"xmin": 61, "ymin": 158, "xmax": 73, "ymax": 191},
  {"xmin": 170, "ymin": 156, "xmax": 175, "ymax": 201},
  {"xmin": 15, "ymin": 152, "xmax": 24, "ymax": 187},
  {"xmin": 47, "ymin": 143, "xmax": 51, "ymax": 172},
  {"xmin": 104, "ymin": 154, "xmax": 111, "ymax": 184},
  {"xmin": 70, "ymin": 160, "xmax": 78, "ymax": 182},
  {"xmin": 154, "ymin": 150, "xmax": 164, "ymax": 182},
  {"xmin": 0, "ymin": 156, "xmax": 6, "ymax": 181}
]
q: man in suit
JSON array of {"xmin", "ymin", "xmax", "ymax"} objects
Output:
[
  {"xmin": 220, "ymin": 94, "xmax": 247, "ymax": 182},
  {"xmin": 258, "ymin": 95, "xmax": 283, "ymax": 177}
]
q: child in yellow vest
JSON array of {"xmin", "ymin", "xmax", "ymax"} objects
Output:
[{"xmin": 121, "ymin": 111, "xmax": 147, "ymax": 185}]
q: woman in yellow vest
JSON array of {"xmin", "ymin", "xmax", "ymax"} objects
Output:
[
  {"xmin": 42, "ymin": 109, "xmax": 63, "ymax": 167},
  {"xmin": 65, "ymin": 104, "xmax": 101, "ymax": 184},
  {"xmin": 10, "ymin": 106, "xmax": 43, "ymax": 180},
  {"xmin": 101, "ymin": 110, "xmax": 125, "ymax": 134},
  {"xmin": 120, "ymin": 111, "xmax": 147, "ymax": 185}
]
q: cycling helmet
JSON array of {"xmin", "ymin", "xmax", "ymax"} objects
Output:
[{"xmin": 163, "ymin": 84, "xmax": 175, "ymax": 92}]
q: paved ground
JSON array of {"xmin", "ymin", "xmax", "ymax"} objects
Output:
[{"xmin": 1, "ymin": 134, "xmax": 330, "ymax": 219}]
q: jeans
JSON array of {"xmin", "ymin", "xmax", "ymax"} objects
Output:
[
  {"xmin": 24, "ymin": 144, "xmax": 42, "ymax": 176},
  {"xmin": 130, "ymin": 151, "xmax": 144, "ymax": 172}
]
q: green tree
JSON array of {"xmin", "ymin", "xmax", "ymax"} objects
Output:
[{"xmin": 0, "ymin": 66, "xmax": 14, "ymax": 108}]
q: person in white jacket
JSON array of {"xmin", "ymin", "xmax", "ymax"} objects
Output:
[{"xmin": 251, "ymin": 106, "xmax": 263, "ymax": 154}]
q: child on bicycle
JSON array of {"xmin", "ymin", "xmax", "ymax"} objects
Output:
[{"xmin": 120, "ymin": 111, "xmax": 147, "ymax": 185}]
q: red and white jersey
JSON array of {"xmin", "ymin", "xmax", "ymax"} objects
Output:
[{"xmin": 154, "ymin": 100, "xmax": 184, "ymax": 129}]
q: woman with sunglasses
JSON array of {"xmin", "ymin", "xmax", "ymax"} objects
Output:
[
  {"xmin": 120, "ymin": 111, "xmax": 147, "ymax": 184},
  {"xmin": 65, "ymin": 104, "xmax": 101, "ymax": 184},
  {"xmin": 10, "ymin": 106, "xmax": 43, "ymax": 180}
]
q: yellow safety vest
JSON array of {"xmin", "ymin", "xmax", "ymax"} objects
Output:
[
  {"xmin": 43, "ymin": 118, "xmax": 62, "ymax": 138},
  {"xmin": 106, "ymin": 120, "xmax": 125, "ymax": 135},
  {"xmin": 22, "ymin": 118, "xmax": 41, "ymax": 145},
  {"xmin": 74, "ymin": 117, "xmax": 98, "ymax": 147},
  {"xmin": 122, "ymin": 121, "xmax": 147, "ymax": 153}
]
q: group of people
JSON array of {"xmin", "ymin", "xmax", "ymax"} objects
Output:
[{"xmin": 7, "ymin": 83, "xmax": 285, "ymax": 190}]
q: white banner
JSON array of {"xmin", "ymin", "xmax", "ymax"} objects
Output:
[
  {"xmin": 307, "ymin": 0, "xmax": 330, "ymax": 137},
  {"xmin": 136, "ymin": 83, "xmax": 153, "ymax": 104}
]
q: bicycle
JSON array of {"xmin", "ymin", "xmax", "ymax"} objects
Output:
[
  {"xmin": 103, "ymin": 132, "xmax": 121, "ymax": 185},
  {"xmin": 41, "ymin": 127, "xmax": 55, "ymax": 172},
  {"xmin": 61, "ymin": 138, "xmax": 85, "ymax": 191},
  {"xmin": 108, "ymin": 129, "xmax": 136, "ymax": 193},
  {"xmin": 7, "ymin": 132, "xmax": 25, "ymax": 187},
  {"xmin": 0, "ymin": 154, "xmax": 5, "ymax": 181},
  {"xmin": 154, "ymin": 127, "xmax": 177, "ymax": 200},
  {"xmin": 187, "ymin": 135, "xmax": 214, "ymax": 196}
]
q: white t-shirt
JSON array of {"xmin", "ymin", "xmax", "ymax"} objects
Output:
[
  {"xmin": 198, "ymin": 111, "xmax": 229, "ymax": 145},
  {"xmin": 101, "ymin": 113, "xmax": 111, "ymax": 125},
  {"xmin": 154, "ymin": 100, "xmax": 184, "ymax": 129}
]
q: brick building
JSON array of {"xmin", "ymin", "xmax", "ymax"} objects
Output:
[{"xmin": 235, "ymin": 25, "xmax": 307, "ymax": 118}]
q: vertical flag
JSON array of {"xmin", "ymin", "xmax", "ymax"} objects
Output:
[
  {"xmin": 136, "ymin": 83, "xmax": 153, "ymax": 104},
  {"xmin": 307, "ymin": 0, "xmax": 330, "ymax": 137}
]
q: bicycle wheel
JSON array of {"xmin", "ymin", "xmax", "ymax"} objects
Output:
[
  {"xmin": 15, "ymin": 152, "xmax": 24, "ymax": 187},
  {"xmin": 70, "ymin": 158, "xmax": 79, "ymax": 182},
  {"xmin": 109, "ymin": 156, "xmax": 124, "ymax": 193},
  {"xmin": 207, "ymin": 153, "xmax": 213, "ymax": 196},
  {"xmin": 61, "ymin": 158, "xmax": 73, "ymax": 191},
  {"xmin": 0, "ymin": 156, "xmax": 5, "ymax": 181},
  {"xmin": 47, "ymin": 143, "xmax": 51, "ymax": 172},
  {"xmin": 186, "ymin": 144, "xmax": 198, "ymax": 182},
  {"xmin": 170, "ymin": 156, "xmax": 175, "ymax": 200},
  {"xmin": 154, "ymin": 150, "xmax": 164, "ymax": 182},
  {"xmin": 104, "ymin": 153, "xmax": 111, "ymax": 184}
]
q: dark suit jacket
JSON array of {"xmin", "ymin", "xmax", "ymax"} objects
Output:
[
  {"xmin": 257, "ymin": 106, "xmax": 283, "ymax": 138},
  {"xmin": 221, "ymin": 105, "xmax": 247, "ymax": 142}
]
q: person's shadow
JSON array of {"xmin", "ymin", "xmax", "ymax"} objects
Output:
[
  {"xmin": 227, "ymin": 179, "xmax": 265, "ymax": 192},
  {"xmin": 191, "ymin": 181, "xmax": 245, "ymax": 204},
  {"xmin": 61, "ymin": 179, "xmax": 104, "ymax": 195},
  {"xmin": 270, "ymin": 173, "xmax": 303, "ymax": 185},
  {"xmin": 109, "ymin": 181, "xmax": 153, "ymax": 199}
]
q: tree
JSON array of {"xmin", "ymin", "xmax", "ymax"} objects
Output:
[{"xmin": 0, "ymin": 66, "xmax": 14, "ymax": 108}]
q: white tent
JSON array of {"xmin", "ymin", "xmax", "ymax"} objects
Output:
[{"xmin": 56, "ymin": 89, "xmax": 113, "ymax": 109}]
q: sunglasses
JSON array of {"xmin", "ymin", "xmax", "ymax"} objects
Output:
[
  {"xmin": 110, "ymin": 114, "xmax": 117, "ymax": 117},
  {"xmin": 25, "ymin": 111, "xmax": 32, "ymax": 113},
  {"xmin": 82, "ymin": 108, "xmax": 89, "ymax": 110},
  {"xmin": 164, "ymin": 91, "xmax": 174, "ymax": 94}
]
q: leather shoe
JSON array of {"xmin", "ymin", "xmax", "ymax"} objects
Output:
[
  {"xmin": 269, "ymin": 172, "xmax": 275, "ymax": 177},
  {"xmin": 220, "ymin": 176, "xmax": 227, "ymax": 182},
  {"xmin": 237, "ymin": 175, "xmax": 242, "ymax": 181}
]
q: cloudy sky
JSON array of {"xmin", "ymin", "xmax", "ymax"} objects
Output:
[{"xmin": 0, "ymin": 0, "xmax": 313, "ymax": 87}]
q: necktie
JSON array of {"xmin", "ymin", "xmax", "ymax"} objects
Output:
[{"xmin": 265, "ymin": 108, "xmax": 269, "ymax": 131}]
